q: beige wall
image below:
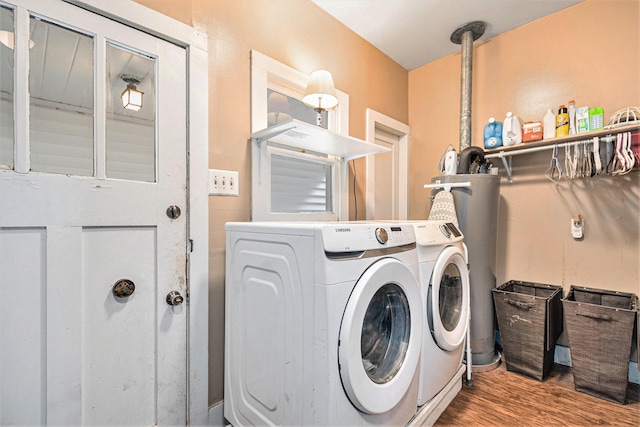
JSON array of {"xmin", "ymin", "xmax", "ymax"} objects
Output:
[
  {"xmin": 137, "ymin": 0, "xmax": 408, "ymax": 405},
  {"xmin": 409, "ymin": 0, "xmax": 639, "ymax": 298},
  {"xmin": 137, "ymin": 0, "xmax": 639, "ymax": 408}
]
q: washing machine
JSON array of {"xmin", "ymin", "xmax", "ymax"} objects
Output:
[
  {"xmin": 224, "ymin": 222, "xmax": 424, "ymax": 426},
  {"xmin": 413, "ymin": 220, "xmax": 470, "ymax": 407}
]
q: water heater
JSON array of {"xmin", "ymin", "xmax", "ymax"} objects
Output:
[{"xmin": 430, "ymin": 173, "xmax": 501, "ymax": 369}]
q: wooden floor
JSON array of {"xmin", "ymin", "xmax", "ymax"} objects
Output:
[{"xmin": 435, "ymin": 363, "xmax": 640, "ymax": 426}]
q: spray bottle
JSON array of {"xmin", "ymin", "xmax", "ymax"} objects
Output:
[{"xmin": 568, "ymin": 100, "xmax": 576, "ymax": 135}]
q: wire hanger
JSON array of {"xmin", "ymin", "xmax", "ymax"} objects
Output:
[{"xmin": 545, "ymin": 144, "xmax": 562, "ymax": 182}]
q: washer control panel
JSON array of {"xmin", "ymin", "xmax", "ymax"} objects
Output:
[{"xmin": 321, "ymin": 223, "xmax": 415, "ymax": 252}]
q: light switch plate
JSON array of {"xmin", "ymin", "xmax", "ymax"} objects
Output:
[{"xmin": 209, "ymin": 169, "xmax": 239, "ymax": 196}]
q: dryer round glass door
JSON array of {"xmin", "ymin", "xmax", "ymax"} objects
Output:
[
  {"xmin": 338, "ymin": 258, "xmax": 423, "ymax": 415},
  {"xmin": 429, "ymin": 246, "xmax": 470, "ymax": 351}
]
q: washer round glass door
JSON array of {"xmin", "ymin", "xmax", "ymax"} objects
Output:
[
  {"xmin": 429, "ymin": 246, "xmax": 469, "ymax": 351},
  {"xmin": 338, "ymin": 257, "xmax": 423, "ymax": 415}
]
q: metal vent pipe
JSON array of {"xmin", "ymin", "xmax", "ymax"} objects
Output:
[{"xmin": 450, "ymin": 21, "xmax": 485, "ymax": 151}]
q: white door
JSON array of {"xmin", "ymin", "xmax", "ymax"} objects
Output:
[
  {"xmin": 0, "ymin": 1, "xmax": 188, "ymax": 425},
  {"xmin": 338, "ymin": 258, "xmax": 423, "ymax": 415}
]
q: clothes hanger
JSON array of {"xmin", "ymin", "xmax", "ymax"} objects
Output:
[{"xmin": 545, "ymin": 144, "xmax": 562, "ymax": 182}]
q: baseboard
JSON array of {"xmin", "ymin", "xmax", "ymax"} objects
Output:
[
  {"xmin": 208, "ymin": 401, "xmax": 225, "ymax": 427},
  {"xmin": 554, "ymin": 345, "xmax": 639, "ymax": 385}
]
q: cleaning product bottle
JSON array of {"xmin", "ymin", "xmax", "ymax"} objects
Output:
[
  {"xmin": 556, "ymin": 105, "xmax": 569, "ymax": 137},
  {"xmin": 483, "ymin": 117, "xmax": 503, "ymax": 149},
  {"xmin": 543, "ymin": 108, "xmax": 556, "ymax": 139},
  {"xmin": 502, "ymin": 112, "xmax": 522, "ymax": 146},
  {"xmin": 568, "ymin": 100, "xmax": 576, "ymax": 135}
]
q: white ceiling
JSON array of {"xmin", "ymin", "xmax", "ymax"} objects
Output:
[{"xmin": 312, "ymin": 0, "xmax": 582, "ymax": 70}]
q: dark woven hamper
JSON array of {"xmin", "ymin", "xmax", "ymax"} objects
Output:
[
  {"xmin": 562, "ymin": 286, "xmax": 638, "ymax": 404},
  {"xmin": 492, "ymin": 280, "xmax": 563, "ymax": 381}
]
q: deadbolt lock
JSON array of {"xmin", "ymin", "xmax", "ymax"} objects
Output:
[
  {"xmin": 166, "ymin": 290, "xmax": 184, "ymax": 306},
  {"xmin": 113, "ymin": 279, "xmax": 135, "ymax": 298}
]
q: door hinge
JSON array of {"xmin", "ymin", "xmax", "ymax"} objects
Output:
[{"xmin": 189, "ymin": 239, "xmax": 194, "ymax": 252}]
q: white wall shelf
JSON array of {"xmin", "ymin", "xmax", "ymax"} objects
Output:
[
  {"xmin": 485, "ymin": 122, "xmax": 640, "ymax": 156},
  {"xmin": 484, "ymin": 122, "xmax": 639, "ymax": 183},
  {"xmin": 251, "ymin": 119, "xmax": 390, "ymax": 160}
]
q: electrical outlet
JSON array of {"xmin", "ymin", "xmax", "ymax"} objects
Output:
[
  {"xmin": 571, "ymin": 214, "xmax": 584, "ymax": 240},
  {"xmin": 209, "ymin": 169, "xmax": 239, "ymax": 196}
]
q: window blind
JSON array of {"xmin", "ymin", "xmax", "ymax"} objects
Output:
[{"xmin": 270, "ymin": 152, "xmax": 333, "ymax": 213}]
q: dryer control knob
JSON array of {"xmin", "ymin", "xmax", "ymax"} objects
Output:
[
  {"xmin": 375, "ymin": 227, "xmax": 388, "ymax": 244},
  {"xmin": 439, "ymin": 224, "xmax": 451, "ymax": 238}
]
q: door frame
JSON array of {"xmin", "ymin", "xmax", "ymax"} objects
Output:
[
  {"xmin": 365, "ymin": 108, "xmax": 410, "ymax": 220},
  {"xmin": 66, "ymin": 1, "xmax": 209, "ymax": 424}
]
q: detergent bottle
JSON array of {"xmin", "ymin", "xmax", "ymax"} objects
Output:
[
  {"xmin": 483, "ymin": 117, "xmax": 503, "ymax": 149},
  {"xmin": 502, "ymin": 112, "xmax": 522, "ymax": 146},
  {"xmin": 543, "ymin": 108, "xmax": 556, "ymax": 139},
  {"xmin": 556, "ymin": 105, "xmax": 569, "ymax": 137}
]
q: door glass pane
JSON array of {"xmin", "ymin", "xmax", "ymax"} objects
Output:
[
  {"xmin": 106, "ymin": 43, "xmax": 155, "ymax": 182},
  {"xmin": 439, "ymin": 264, "xmax": 463, "ymax": 331},
  {"xmin": 29, "ymin": 16, "xmax": 94, "ymax": 176},
  {"xmin": 0, "ymin": 6, "xmax": 14, "ymax": 169},
  {"xmin": 360, "ymin": 283, "xmax": 410, "ymax": 384}
]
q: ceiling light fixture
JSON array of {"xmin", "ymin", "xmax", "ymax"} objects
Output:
[
  {"xmin": 121, "ymin": 76, "xmax": 144, "ymax": 111},
  {"xmin": 302, "ymin": 70, "xmax": 338, "ymax": 127}
]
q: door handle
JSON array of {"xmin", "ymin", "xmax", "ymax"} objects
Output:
[{"xmin": 166, "ymin": 290, "xmax": 184, "ymax": 306}]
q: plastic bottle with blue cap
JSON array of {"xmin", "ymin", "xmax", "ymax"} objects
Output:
[{"xmin": 483, "ymin": 117, "xmax": 503, "ymax": 149}]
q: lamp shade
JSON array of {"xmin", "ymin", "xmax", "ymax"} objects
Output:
[
  {"xmin": 0, "ymin": 30, "xmax": 35, "ymax": 49},
  {"xmin": 302, "ymin": 70, "xmax": 338, "ymax": 110},
  {"xmin": 0, "ymin": 30, "xmax": 15, "ymax": 49}
]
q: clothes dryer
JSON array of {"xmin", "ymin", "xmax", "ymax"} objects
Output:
[
  {"xmin": 224, "ymin": 222, "xmax": 423, "ymax": 426},
  {"xmin": 413, "ymin": 221, "xmax": 470, "ymax": 406}
]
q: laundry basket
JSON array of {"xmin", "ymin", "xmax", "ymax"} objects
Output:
[
  {"xmin": 492, "ymin": 280, "xmax": 563, "ymax": 381},
  {"xmin": 562, "ymin": 286, "xmax": 638, "ymax": 404}
]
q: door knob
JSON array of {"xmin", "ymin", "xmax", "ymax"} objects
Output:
[
  {"xmin": 166, "ymin": 205, "xmax": 181, "ymax": 219},
  {"xmin": 166, "ymin": 290, "xmax": 184, "ymax": 306}
]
